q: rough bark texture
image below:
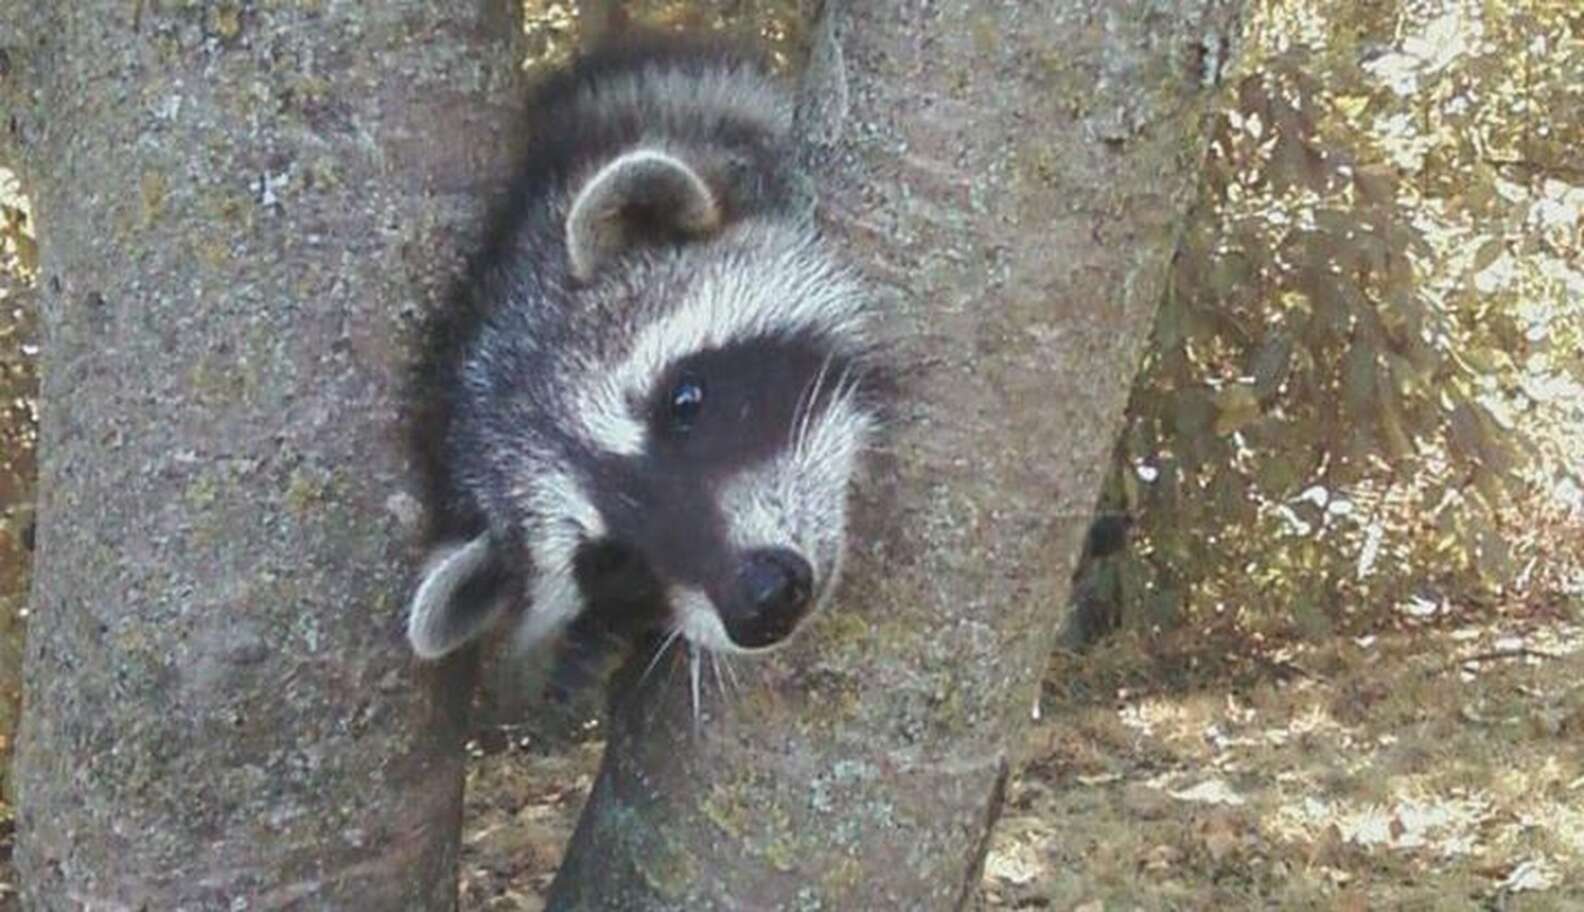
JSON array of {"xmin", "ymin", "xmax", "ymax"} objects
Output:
[
  {"xmin": 7, "ymin": 2, "xmax": 523, "ymax": 908},
  {"xmin": 548, "ymin": 1, "xmax": 1243, "ymax": 908}
]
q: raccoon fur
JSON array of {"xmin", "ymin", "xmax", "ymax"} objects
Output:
[{"xmin": 406, "ymin": 38, "xmax": 881, "ymax": 696}]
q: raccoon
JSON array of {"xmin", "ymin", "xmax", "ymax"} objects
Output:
[{"xmin": 406, "ymin": 38, "xmax": 881, "ymax": 696}]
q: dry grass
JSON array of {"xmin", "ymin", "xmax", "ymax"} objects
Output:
[
  {"xmin": 981, "ymin": 617, "xmax": 1584, "ymax": 911},
  {"xmin": 439, "ymin": 606, "xmax": 1584, "ymax": 910}
]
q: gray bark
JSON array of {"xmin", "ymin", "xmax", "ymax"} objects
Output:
[
  {"xmin": 7, "ymin": 2, "xmax": 523, "ymax": 908},
  {"xmin": 548, "ymin": 1, "xmax": 1242, "ymax": 908}
]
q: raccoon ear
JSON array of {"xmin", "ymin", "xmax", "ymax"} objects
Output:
[
  {"xmin": 565, "ymin": 147, "xmax": 722, "ymax": 282},
  {"xmin": 407, "ymin": 533, "xmax": 511, "ymax": 659}
]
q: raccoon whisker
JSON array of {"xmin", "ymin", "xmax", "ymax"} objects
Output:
[
  {"xmin": 688, "ymin": 642, "xmax": 703, "ymax": 730},
  {"xmin": 834, "ymin": 364, "xmax": 860, "ymax": 411},
  {"xmin": 638, "ymin": 625, "xmax": 684, "ymax": 689},
  {"xmin": 797, "ymin": 364, "xmax": 857, "ymax": 468},
  {"xmin": 708, "ymin": 651, "xmax": 730, "ymax": 704},
  {"xmin": 663, "ymin": 636, "xmax": 683, "ymax": 689},
  {"xmin": 798, "ymin": 351, "xmax": 836, "ymax": 446},
  {"xmin": 840, "ymin": 366, "xmax": 866, "ymax": 422},
  {"xmin": 791, "ymin": 349, "xmax": 836, "ymax": 457},
  {"xmin": 788, "ymin": 364, "xmax": 815, "ymax": 444},
  {"xmin": 719, "ymin": 652, "xmax": 743, "ymax": 695},
  {"xmin": 627, "ymin": 633, "xmax": 683, "ymax": 732},
  {"xmin": 807, "ymin": 351, "xmax": 841, "ymax": 439},
  {"xmin": 795, "ymin": 350, "xmax": 841, "ymax": 461}
]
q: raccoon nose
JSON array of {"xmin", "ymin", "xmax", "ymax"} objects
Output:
[{"xmin": 724, "ymin": 548, "xmax": 814, "ymax": 648}]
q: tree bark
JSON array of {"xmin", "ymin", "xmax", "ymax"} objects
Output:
[
  {"xmin": 548, "ymin": 1, "xmax": 1243, "ymax": 908},
  {"xmin": 8, "ymin": 2, "xmax": 523, "ymax": 908}
]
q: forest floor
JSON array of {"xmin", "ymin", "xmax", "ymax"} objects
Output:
[
  {"xmin": 455, "ymin": 607, "xmax": 1584, "ymax": 911},
  {"xmin": 2, "ymin": 606, "xmax": 1580, "ymax": 910}
]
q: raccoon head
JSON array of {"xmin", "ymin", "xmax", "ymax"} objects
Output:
[{"xmin": 407, "ymin": 141, "xmax": 879, "ymax": 666}]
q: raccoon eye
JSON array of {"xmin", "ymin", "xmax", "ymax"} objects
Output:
[{"xmin": 668, "ymin": 374, "xmax": 705, "ymax": 431}]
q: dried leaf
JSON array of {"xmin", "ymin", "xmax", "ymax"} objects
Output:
[
  {"xmin": 1198, "ymin": 810, "xmax": 1243, "ymax": 863},
  {"xmin": 1353, "ymin": 163, "xmax": 1396, "ymax": 205},
  {"xmin": 1213, "ymin": 385, "xmax": 1261, "ymax": 435},
  {"xmin": 1342, "ymin": 342, "xmax": 1377, "ymax": 414},
  {"xmin": 1471, "ymin": 238, "xmax": 1506, "ymax": 273},
  {"xmin": 1250, "ymin": 332, "xmax": 1293, "ymax": 396},
  {"xmin": 1123, "ymin": 783, "xmax": 1171, "ymax": 820}
]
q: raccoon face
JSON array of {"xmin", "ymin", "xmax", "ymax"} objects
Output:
[
  {"xmin": 407, "ymin": 138, "xmax": 878, "ymax": 664},
  {"xmin": 583, "ymin": 324, "xmax": 875, "ymax": 655}
]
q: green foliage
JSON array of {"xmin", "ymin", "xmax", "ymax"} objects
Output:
[{"xmin": 1105, "ymin": 0, "xmax": 1584, "ymax": 639}]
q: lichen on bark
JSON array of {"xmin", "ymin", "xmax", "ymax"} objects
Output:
[{"xmin": 7, "ymin": 2, "xmax": 525, "ymax": 908}]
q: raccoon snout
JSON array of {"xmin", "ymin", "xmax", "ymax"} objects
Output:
[{"xmin": 721, "ymin": 548, "xmax": 814, "ymax": 648}]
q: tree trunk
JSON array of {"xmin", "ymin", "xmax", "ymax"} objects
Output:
[
  {"xmin": 547, "ymin": 1, "xmax": 1243, "ymax": 908},
  {"xmin": 8, "ymin": 2, "xmax": 523, "ymax": 908}
]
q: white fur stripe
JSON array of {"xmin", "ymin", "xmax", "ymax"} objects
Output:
[
  {"xmin": 575, "ymin": 224, "xmax": 870, "ymax": 457},
  {"xmin": 511, "ymin": 469, "xmax": 603, "ymax": 652},
  {"xmin": 515, "ymin": 570, "xmax": 583, "ymax": 652}
]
